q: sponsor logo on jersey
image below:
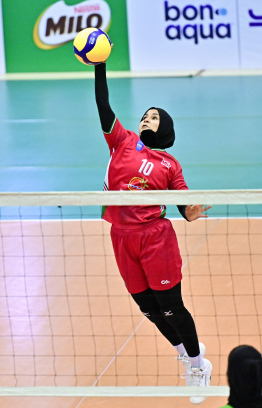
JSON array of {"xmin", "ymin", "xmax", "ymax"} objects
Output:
[
  {"xmin": 33, "ymin": 0, "xmax": 111, "ymax": 50},
  {"xmin": 161, "ymin": 158, "xmax": 171, "ymax": 169},
  {"xmin": 164, "ymin": 310, "xmax": 173, "ymax": 316},
  {"xmin": 136, "ymin": 140, "xmax": 145, "ymax": 151},
  {"xmin": 124, "ymin": 177, "xmax": 149, "ymax": 191}
]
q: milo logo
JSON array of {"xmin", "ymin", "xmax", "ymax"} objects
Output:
[{"xmin": 33, "ymin": 0, "xmax": 111, "ymax": 49}]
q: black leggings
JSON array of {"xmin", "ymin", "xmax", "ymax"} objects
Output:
[{"xmin": 131, "ymin": 283, "xmax": 200, "ymax": 358}]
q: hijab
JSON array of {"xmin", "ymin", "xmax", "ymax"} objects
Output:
[
  {"xmin": 227, "ymin": 345, "xmax": 262, "ymax": 408},
  {"xmin": 140, "ymin": 107, "xmax": 175, "ymax": 149}
]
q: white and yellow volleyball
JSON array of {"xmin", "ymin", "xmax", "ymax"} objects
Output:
[{"xmin": 73, "ymin": 27, "xmax": 111, "ymax": 65}]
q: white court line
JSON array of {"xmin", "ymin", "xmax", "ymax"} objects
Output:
[
  {"xmin": 0, "ymin": 386, "xmax": 230, "ymax": 397},
  {"xmin": 201, "ymin": 69, "xmax": 262, "ymax": 76},
  {"xmin": 0, "ymin": 70, "xmax": 195, "ymax": 81},
  {"xmin": 91, "ymin": 317, "xmax": 146, "ymax": 387},
  {"xmin": 1, "ymin": 69, "xmax": 262, "ymax": 81},
  {"xmin": 2, "ymin": 119, "xmax": 52, "ymax": 123},
  {"xmin": 72, "ymin": 318, "xmax": 146, "ymax": 408}
]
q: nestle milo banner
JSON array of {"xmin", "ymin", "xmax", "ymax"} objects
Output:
[
  {"xmin": 126, "ymin": 0, "xmax": 262, "ymax": 70},
  {"xmin": 2, "ymin": 0, "xmax": 129, "ymax": 72}
]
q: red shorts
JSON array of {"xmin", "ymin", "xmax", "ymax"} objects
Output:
[{"xmin": 110, "ymin": 218, "xmax": 182, "ymax": 294}]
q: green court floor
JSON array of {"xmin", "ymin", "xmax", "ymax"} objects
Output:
[{"xmin": 0, "ymin": 75, "xmax": 261, "ymax": 193}]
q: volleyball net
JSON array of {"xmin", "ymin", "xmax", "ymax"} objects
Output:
[{"xmin": 0, "ymin": 189, "xmax": 261, "ymax": 398}]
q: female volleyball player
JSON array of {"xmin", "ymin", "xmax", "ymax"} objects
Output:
[
  {"xmin": 94, "ymin": 62, "xmax": 212, "ymax": 404},
  {"xmin": 220, "ymin": 345, "xmax": 262, "ymax": 408}
]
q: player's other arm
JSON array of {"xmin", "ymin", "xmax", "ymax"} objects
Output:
[
  {"xmin": 169, "ymin": 164, "xmax": 189, "ymax": 220},
  {"xmin": 169, "ymin": 164, "xmax": 211, "ymax": 221},
  {"xmin": 95, "ymin": 63, "xmax": 116, "ymax": 133}
]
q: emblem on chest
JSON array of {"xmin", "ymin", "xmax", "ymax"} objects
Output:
[{"xmin": 127, "ymin": 177, "xmax": 149, "ymax": 191}]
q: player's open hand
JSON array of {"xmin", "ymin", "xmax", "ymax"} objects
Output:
[{"xmin": 185, "ymin": 204, "xmax": 212, "ymax": 222}]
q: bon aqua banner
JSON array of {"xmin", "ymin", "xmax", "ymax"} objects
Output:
[{"xmin": 2, "ymin": 0, "xmax": 130, "ymax": 72}]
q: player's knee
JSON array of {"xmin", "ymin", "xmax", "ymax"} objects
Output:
[
  {"xmin": 140, "ymin": 307, "xmax": 163, "ymax": 325},
  {"xmin": 161, "ymin": 305, "xmax": 191, "ymax": 325}
]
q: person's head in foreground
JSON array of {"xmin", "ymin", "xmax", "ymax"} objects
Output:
[
  {"xmin": 139, "ymin": 107, "xmax": 175, "ymax": 149},
  {"xmin": 227, "ymin": 345, "xmax": 262, "ymax": 408}
]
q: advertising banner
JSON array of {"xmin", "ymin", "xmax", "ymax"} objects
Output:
[
  {"xmin": 127, "ymin": 0, "xmax": 239, "ymax": 71},
  {"xmin": 238, "ymin": 0, "xmax": 262, "ymax": 68},
  {"xmin": 1, "ymin": 0, "xmax": 262, "ymax": 73},
  {"xmin": 0, "ymin": 0, "xmax": 5, "ymax": 74},
  {"xmin": 127, "ymin": 0, "xmax": 262, "ymax": 71},
  {"xmin": 2, "ymin": 0, "xmax": 130, "ymax": 72}
]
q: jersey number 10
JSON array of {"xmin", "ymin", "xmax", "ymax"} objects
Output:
[{"xmin": 138, "ymin": 159, "xmax": 154, "ymax": 176}]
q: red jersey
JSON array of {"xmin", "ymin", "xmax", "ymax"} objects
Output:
[{"xmin": 102, "ymin": 118, "xmax": 188, "ymax": 228}]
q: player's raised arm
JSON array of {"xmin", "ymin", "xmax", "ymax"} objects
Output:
[
  {"xmin": 95, "ymin": 63, "xmax": 116, "ymax": 134},
  {"xmin": 73, "ymin": 28, "xmax": 115, "ymax": 134}
]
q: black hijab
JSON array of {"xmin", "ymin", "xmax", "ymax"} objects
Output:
[
  {"xmin": 140, "ymin": 107, "xmax": 175, "ymax": 149},
  {"xmin": 227, "ymin": 345, "xmax": 262, "ymax": 408}
]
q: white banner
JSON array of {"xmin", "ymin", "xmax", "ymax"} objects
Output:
[
  {"xmin": 238, "ymin": 0, "xmax": 262, "ymax": 68},
  {"xmin": 127, "ymin": 0, "xmax": 262, "ymax": 71},
  {"xmin": 0, "ymin": 0, "xmax": 6, "ymax": 74}
]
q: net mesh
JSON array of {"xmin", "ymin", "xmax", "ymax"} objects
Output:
[{"xmin": 0, "ymin": 190, "xmax": 261, "ymax": 395}]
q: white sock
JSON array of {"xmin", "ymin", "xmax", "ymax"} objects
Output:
[
  {"xmin": 174, "ymin": 343, "xmax": 186, "ymax": 356},
  {"xmin": 189, "ymin": 354, "xmax": 204, "ymax": 369}
]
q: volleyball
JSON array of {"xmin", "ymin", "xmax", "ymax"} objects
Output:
[{"xmin": 73, "ymin": 27, "xmax": 112, "ymax": 65}]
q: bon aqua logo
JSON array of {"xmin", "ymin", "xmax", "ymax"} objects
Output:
[
  {"xmin": 164, "ymin": 1, "xmax": 231, "ymax": 44},
  {"xmin": 33, "ymin": 0, "xmax": 111, "ymax": 50}
]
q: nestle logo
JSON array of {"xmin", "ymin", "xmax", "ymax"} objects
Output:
[
  {"xmin": 74, "ymin": 4, "xmax": 100, "ymax": 14},
  {"xmin": 249, "ymin": 9, "xmax": 262, "ymax": 27},
  {"xmin": 164, "ymin": 1, "xmax": 231, "ymax": 44}
]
